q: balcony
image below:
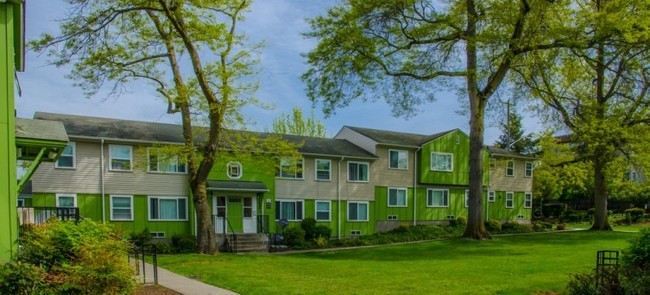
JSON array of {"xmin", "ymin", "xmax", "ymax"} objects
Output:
[{"xmin": 17, "ymin": 206, "xmax": 80, "ymax": 226}]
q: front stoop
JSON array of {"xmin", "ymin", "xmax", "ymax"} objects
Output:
[{"xmin": 218, "ymin": 233, "xmax": 268, "ymax": 253}]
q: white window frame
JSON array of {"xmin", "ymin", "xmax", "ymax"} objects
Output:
[
  {"xmin": 348, "ymin": 161, "xmax": 370, "ymax": 182},
  {"xmin": 110, "ymin": 195, "xmax": 133, "ymax": 221},
  {"xmin": 55, "ymin": 142, "xmax": 76, "ymax": 169},
  {"xmin": 278, "ymin": 158, "xmax": 304, "ymax": 179},
  {"xmin": 524, "ymin": 192, "xmax": 533, "ymax": 208},
  {"xmin": 227, "ymin": 162, "xmax": 242, "ymax": 179},
  {"xmin": 426, "ymin": 189, "xmax": 449, "ymax": 208},
  {"xmin": 275, "ymin": 199, "xmax": 304, "ymax": 221},
  {"xmin": 17, "ymin": 199, "xmax": 25, "ymax": 207},
  {"xmin": 315, "ymin": 159, "xmax": 331, "ymax": 181},
  {"xmin": 150, "ymin": 232, "xmax": 166, "ymax": 238},
  {"xmin": 147, "ymin": 148, "xmax": 187, "ymax": 174},
  {"xmin": 506, "ymin": 160, "xmax": 515, "ymax": 177},
  {"xmin": 505, "ymin": 192, "xmax": 514, "ymax": 209},
  {"xmin": 148, "ymin": 196, "xmax": 188, "ymax": 221},
  {"xmin": 388, "ymin": 187, "xmax": 408, "ymax": 207},
  {"xmin": 56, "ymin": 193, "xmax": 77, "ymax": 207},
  {"xmin": 315, "ymin": 200, "xmax": 331, "ymax": 221},
  {"xmin": 109, "ymin": 144, "xmax": 133, "ymax": 171},
  {"xmin": 465, "ymin": 190, "xmax": 469, "ymax": 208},
  {"xmin": 430, "ymin": 152, "xmax": 453, "ymax": 172},
  {"xmin": 525, "ymin": 161, "xmax": 533, "ymax": 178},
  {"xmin": 488, "ymin": 191, "xmax": 496, "ymax": 203},
  {"xmin": 388, "ymin": 149, "xmax": 408, "ymax": 170},
  {"xmin": 348, "ymin": 201, "xmax": 369, "ymax": 221}
]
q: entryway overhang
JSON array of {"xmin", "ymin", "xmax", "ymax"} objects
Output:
[{"xmin": 206, "ymin": 180, "xmax": 269, "ymax": 193}]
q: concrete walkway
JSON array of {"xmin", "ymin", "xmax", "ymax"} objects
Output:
[{"xmin": 137, "ymin": 262, "xmax": 238, "ymax": 295}]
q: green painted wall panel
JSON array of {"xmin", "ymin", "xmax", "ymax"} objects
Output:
[
  {"xmin": 485, "ymin": 191, "xmax": 532, "ymax": 223},
  {"xmin": 374, "ymin": 186, "xmax": 414, "ymax": 222}
]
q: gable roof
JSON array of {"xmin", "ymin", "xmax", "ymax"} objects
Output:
[
  {"xmin": 343, "ymin": 126, "xmax": 457, "ymax": 147},
  {"xmin": 32, "ymin": 112, "xmax": 376, "ymax": 159},
  {"xmin": 487, "ymin": 146, "xmax": 538, "ymax": 160}
]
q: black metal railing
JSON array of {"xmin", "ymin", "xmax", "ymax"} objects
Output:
[
  {"xmin": 212, "ymin": 215, "xmax": 238, "ymax": 253},
  {"xmin": 130, "ymin": 244, "xmax": 158, "ymax": 285},
  {"xmin": 17, "ymin": 206, "xmax": 80, "ymax": 226}
]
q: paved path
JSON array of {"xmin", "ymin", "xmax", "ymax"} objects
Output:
[{"xmin": 136, "ymin": 261, "xmax": 238, "ymax": 295}]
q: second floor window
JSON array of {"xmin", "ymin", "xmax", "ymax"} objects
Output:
[
  {"xmin": 148, "ymin": 149, "xmax": 187, "ymax": 174},
  {"xmin": 348, "ymin": 161, "xmax": 369, "ymax": 182},
  {"xmin": 506, "ymin": 160, "xmax": 515, "ymax": 176},
  {"xmin": 431, "ymin": 152, "xmax": 453, "ymax": 172},
  {"xmin": 315, "ymin": 159, "xmax": 331, "ymax": 181},
  {"xmin": 55, "ymin": 142, "xmax": 75, "ymax": 168},
  {"xmin": 389, "ymin": 150, "xmax": 408, "ymax": 169},
  {"xmin": 110, "ymin": 145, "xmax": 132, "ymax": 171},
  {"xmin": 525, "ymin": 162, "xmax": 533, "ymax": 177},
  {"xmin": 279, "ymin": 158, "xmax": 303, "ymax": 179}
]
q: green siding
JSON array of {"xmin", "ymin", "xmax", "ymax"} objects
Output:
[
  {"xmin": 415, "ymin": 187, "xmax": 471, "ymax": 221},
  {"xmin": 374, "ymin": 187, "xmax": 414, "ymax": 222},
  {"xmin": 419, "ymin": 130, "xmax": 489, "ymax": 186},
  {"xmin": 485, "ymin": 191, "xmax": 532, "ymax": 222}
]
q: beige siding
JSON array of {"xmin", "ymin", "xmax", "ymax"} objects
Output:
[
  {"xmin": 371, "ymin": 146, "xmax": 415, "ymax": 187},
  {"xmin": 275, "ymin": 156, "xmax": 374, "ymax": 201},
  {"xmin": 489, "ymin": 158, "xmax": 533, "ymax": 192},
  {"xmin": 32, "ymin": 140, "xmax": 189, "ymax": 196}
]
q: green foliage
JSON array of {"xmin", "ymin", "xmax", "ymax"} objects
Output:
[
  {"xmin": 283, "ymin": 226, "xmax": 306, "ymax": 247},
  {"xmin": 498, "ymin": 221, "xmax": 534, "ymax": 234},
  {"xmin": 300, "ymin": 218, "xmax": 318, "ymax": 240},
  {"xmin": 128, "ymin": 228, "xmax": 152, "ymax": 247},
  {"xmin": 154, "ymin": 242, "xmax": 175, "ymax": 254},
  {"xmin": 171, "ymin": 234, "xmax": 197, "ymax": 254},
  {"xmin": 542, "ymin": 203, "xmax": 568, "ymax": 218},
  {"xmin": 485, "ymin": 220, "xmax": 502, "ymax": 232},
  {"xmin": 456, "ymin": 216, "xmax": 467, "ymax": 226},
  {"xmin": 562, "ymin": 210, "xmax": 588, "ymax": 223},
  {"xmin": 556, "ymin": 224, "xmax": 567, "ymax": 230},
  {"xmin": 621, "ymin": 229, "xmax": 650, "ymax": 294},
  {"xmin": 494, "ymin": 109, "xmax": 535, "ymax": 154},
  {"xmin": 531, "ymin": 221, "xmax": 554, "ymax": 232},
  {"xmin": 566, "ymin": 266, "xmax": 623, "ymax": 295},
  {"xmin": 625, "ymin": 208, "xmax": 646, "ymax": 224},
  {"xmin": 6, "ymin": 219, "xmax": 136, "ymax": 294},
  {"xmin": 314, "ymin": 225, "xmax": 332, "ymax": 240},
  {"xmin": 269, "ymin": 107, "xmax": 327, "ymax": 137},
  {"xmin": 0, "ymin": 262, "xmax": 47, "ymax": 295}
]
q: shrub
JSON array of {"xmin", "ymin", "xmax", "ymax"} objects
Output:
[
  {"xmin": 128, "ymin": 228, "xmax": 152, "ymax": 247},
  {"xmin": 0, "ymin": 262, "xmax": 47, "ymax": 295},
  {"xmin": 625, "ymin": 208, "xmax": 646, "ymax": 223},
  {"xmin": 283, "ymin": 226, "xmax": 306, "ymax": 247},
  {"xmin": 485, "ymin": 220, "xmax": 501, "ymax": 232},
  {"xmin": 531, "ymin": 221, "xmax": 553, "ymax": 232},
  {"xmin": 153, "ymin": 242, "xmax": 174, "ymax": 254},
  {"xmin": 171, "ymin": 234, "xmax": 196, "ymax": 253},
  {"xmin": 11, "ymin": 219, "xmax": 136, "ymax": 294},
  {"xmin": 562, "ymin": 210, "xmax": 588, "ymax": 223},
  {"xmin": 448, "ymin": 219, "xmax": 458, "ymax": 227},
  {"xmin": 500, "ymin": 221, "xmax": 533, "ymax": 234},
  {"xmin": 621, "ymin": 228, "xmax": 650, "ymax": 294},
  {"xmin": 556, "ymin": 223, "xmax": 566, "ymax": 230},
  {"xmin": 566, "ymin": 266, "xmax": 622, "ymax": 295},
  {"xmin": 301, "ymin": 218, "xmax": 318, "ymax": 240},
  {"xmin": 543, "ymin": 203, "xmax": 568, "ymax": 218},
  {"xmin": 314, "ymin": 225, "xmax": 332, "ymax": 240},
  {"xmin": 456, "ymin": 216, "xmax": 467, "ymax": 226}
]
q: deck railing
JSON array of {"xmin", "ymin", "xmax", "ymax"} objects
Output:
[{"xmin": 17, "ymin": 206, "xmax": 80, "ymax": 226}]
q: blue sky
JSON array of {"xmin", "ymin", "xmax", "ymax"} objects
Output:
[{"xmin": 16, "ymin": 0, "xmax": 541, "ymax": 143}]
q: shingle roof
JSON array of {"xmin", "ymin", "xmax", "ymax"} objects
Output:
[
  {"xmin": 32, "ymin": 112, "xmax": 376, "ymax": 159},
  {"xmin": 16, "ymin": 117, "xmax": 68, "ymax": 143},
  {"xmin": 487, "ymin": 146, "xmax": 538, "ymax": 160},
  {"xmin": 344, "ymin": 126, "xmax": 455, "ymax": 146}
]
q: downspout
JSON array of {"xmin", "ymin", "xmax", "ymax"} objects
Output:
[
  {"xmin": 100, "ymin": 139, "xmax": 105, "ymax": 223},
  {"xmin": 413, "ymin": 147, "xmax": 421, "ymax": 226},
  {"xmin": 338, "ymin": 157, "xmax": 344, "ymax": 240}
]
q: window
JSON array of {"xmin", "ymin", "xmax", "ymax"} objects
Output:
[
  {"xmin": 388, "ymin": 188, "xmax": 407, "ymax": 207},
  {"xmin": 387, "ymin": 215, "xmax": 398, "ymax": 220},
  {"xmin": 55, "ymin": 142, "xmax": 75, "ymax": 168},
  {"xmin": 517, "ymin": 214, "xmax": 525, "ymax": 219},
  {"xmin": 524, "ymin": 192, "xmax": 533, "ymax": 208},
  {"xmin": 150, "ymin": 232, "xmax": 165, "ymax": 238},
  {"xmin": 279, "ymin": 158, "xmax": 303, "ymax": 179},
  {"xmin": 17, "ymin": 199, "xmax": 25, "ymax": 207},
  {"xmin": 110, "ymin": 195, "xmax": 133, "ymax": 221},
  {"xmin": 148, "ymin": 148, "xmax": 186, "ymax": 173},
  {"xmin": 315, "ymin": 159, "xmax": 331, "ymax": 181},
  {"xmin": 227, "ymin": 162, "xmax": 242, "ymax": 179},
  {"xmin": 446, "ymin": 215, "xmax": 455, "ymax": 219},
  {"xmin": 315, "ymin": 201, "xmax": 331, "ymax": 221},
  {"xmin": 427, "ymin": 189, "xmax": 449, "ymax": 207},
  {"xmin": 110, "ymin": 145, "xmax": 132, "ymax": 171},
  {"xmin": 275, "ymin": 200, "xmax": 304, "ymax": 221},
  {"xmin": 505, "ymin": 192, "xmax": 514, "ymax": 209},
  {"xmin": 149, "ymin": 196, "xmax": 188, "ymax": 221},
  {"xmin": 348, "ymin": 162, "xmax": 369, "ymax": 182},
  {"xmin": 465, "ymin": 190, "xmax": 469, "ymax": 208},
  {"xmin": 350, "ymin": 230, "xmax": 362, "ymax": 236},
  {"xmin": 431, "ymin": 152, "xmax": 453, "ymax": 172},
  {"xmin": 488, "ymin": 191, "xmax": 495, "ymax": 203},
  {"xmin": 348, "ymin": 201, "xmax": 369, "ymax": 221},
  {"xmin": 506, "ymin": 160, "xmax": 515, "ymax": 176},
  {"xmin": 389, "ymin": 150, "xmax": 408, "ymax": 169},
  {"xmin": 525, "ymin": 162, "xmax": 533, "ymax": 177},
  {"xmin": 56, "ymin": 194, "xmax": 77, "ymax": 207}
]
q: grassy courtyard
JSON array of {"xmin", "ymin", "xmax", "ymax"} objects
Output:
[{"xmin": 157, "ymin": 231, "xmax": 638, "ymax": 295}]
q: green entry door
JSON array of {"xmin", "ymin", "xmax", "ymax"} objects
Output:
[{"xmin": 227, "ymin": 197, "xmax": 244, "ymax": 233}]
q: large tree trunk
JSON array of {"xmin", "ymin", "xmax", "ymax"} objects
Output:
[
  {"xmin": 463, "ymin": 0, "xmax": 489, "ymax": 240},
  {"xmin": 590, "ymin": 156, "xmax": 612, "ymax": 231},
  {"xmin": 192, "ymin": 180, "xmax": 218, "ymax": 254}
]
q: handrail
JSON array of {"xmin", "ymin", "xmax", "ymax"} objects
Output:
[{"xmin": 220, "ymin": 216, "xmax": 237, "ymax": 253}]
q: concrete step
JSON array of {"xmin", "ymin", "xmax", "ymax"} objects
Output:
[{"xmin": 218, "ymin": 233, "xmax": 269, "ymax": 253}]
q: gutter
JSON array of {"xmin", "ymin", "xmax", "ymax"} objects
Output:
[
  {"xmin": 413, "ymin": 147, "xmax": 421, "ymax": 226},
  {"xmin": 337, "ymin": 157, "xmax": 344, "ymax": 240}
]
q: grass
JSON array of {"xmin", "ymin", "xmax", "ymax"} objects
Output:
[{"xmin": 156, "ymin": 231, "xmax": 638, "ymax": 295}]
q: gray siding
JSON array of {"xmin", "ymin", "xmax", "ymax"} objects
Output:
[
  {"xmin": 32, "ymin": 139, "xmax": 189, "ymax": 196},
  {"xmin": 371, "ymin": 146, "xmax": 415, "ymax": 187},
  {"xmin": 489, "ymin": 158, "xmax": 533, "ymax": 192}
]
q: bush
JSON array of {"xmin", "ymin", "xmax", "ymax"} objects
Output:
[
  {"xmin": 301, "ymin": 218, "xmax": 318, "ymax": 240},
  {"xmin": 485, "ymin": 220, "xmax": 501, "ymax": 232},
  {"xmin": 543, "ymin": 203, "xmax": 568, "ymax": 218},
  {"xmin": 456, "ymin": 216, "xmax": 467, "ymax": 226},
  {"xmin": 566, "ymin": 266, "xmax": 623, "ymax": 295},
  {"xmin": 500, "ymin": 221, "xmax": 533, "ymax": 234},
  {"xmin": 283, "ymin": 226, "xmax": 306, "ymax": 247},
  {"xmin": 314, "ymin": 225, "xmax": 331, "ymax": 240},
  {"xmin": 128, "ymin": 228, "xmax": 152, "ymax": 247},
  {"xmin": 153, "ymin": 242, "xmax": 174, "ymax": 254},
  {"xmin": 621, "ymin": 228, "xmax": 650, "ymax": 294},
  {"xmin": 171, "ymin": 234, "xmax": 196, "ymax": 253},
  {"xmin": 556, "ymin": 223, "xmax": 566, "ymax": 230},
  {"xmin": 9, "ymin": 219, "xmax": 136, "ymax": 294},
  {"xmin": 562, "ymin": 210, "xmax": 588, "ymax": 223},
  {"xmin": 625, "ymin": 208, "xmax": 646, "ymax": 224},
  {"xmin": 531, "ymin": 221, "xmax": 553, "ymax": 232},
  {"xmin": 0, "ymin": 262, "xmax": 47, "ymax": 295},
  {"xmin": 448, "ymin": 219, "xmax": 458, "ymax": 227}
]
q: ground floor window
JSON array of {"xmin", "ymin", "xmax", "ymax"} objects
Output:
[
  {"xmin": 524, "ymin": 192, "xmax": 533, "ymax": 208},
  {"xmin": 348, "ymin": 201, "xmax": 368, "ymax": 221},
  {"xmin": 315, "ymin": 201, "xmax": 330, "ymax": 221},
  {"xmin": 388, "ymin": 188, "xmax": 407, "ymax": 207},
  {"xmin": 427, "ymin": 189, "xmax": 449, "ymax": 207},
  {"xmin": 506, "ymin": 192, "xmax": 514, "ymax": 209},
  {"xmin": 110, "ymin": 195, "xmax": 133, "ymax": 221},
  {"xmin": 56, "ymin": 193, "xmax": 77, "ymax": 207},
  {"xmin": 276, "ymin": 199, "xmax": 304, "ymax": 221},
  {"xmin": 488, "ymin": 191, "xmax": 495, "ymax": 202},
  {"xmin": 149, "ymin": 196, "xmax": 188, "ymax": 221}
]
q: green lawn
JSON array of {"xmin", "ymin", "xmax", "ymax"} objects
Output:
[{"xmin": 157, "ymin": 231, "xmax": 637, "ymax": 295}]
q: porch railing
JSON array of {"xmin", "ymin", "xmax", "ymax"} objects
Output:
[
  {"xmin": 17, "ymin": 206, "xmax": 80, "ymax": 226},
  {"xmin": 212, "ymin": 215, "xmax": 238, "ymax": 253}
]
